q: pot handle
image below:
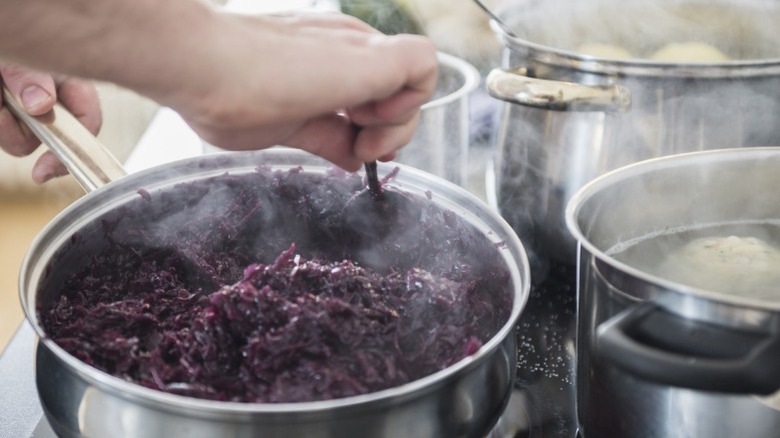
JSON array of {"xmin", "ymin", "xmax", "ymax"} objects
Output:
[
  {"xmin": 597, "ymin": 302, "xmax": 780, "ymax": 394},
  {"xmin": 486, "ymin": 67, "xmax": 631, "ymax": 112},
  {"xmin": 2, "ymin": 87, "xmax": 127, "ymax": 193}
]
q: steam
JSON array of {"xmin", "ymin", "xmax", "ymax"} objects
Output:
[{"xmin": 504, "ymin": 0, "xmax": 780, "ymax": 60}]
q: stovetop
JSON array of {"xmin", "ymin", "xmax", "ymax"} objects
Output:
[
  {"xmin": 489, "ymin": 263, "xmax": 579, "ymax": 438},
  {"xmin": 0, "ymin": 262, "xmax": 578, "ymax": 438}
]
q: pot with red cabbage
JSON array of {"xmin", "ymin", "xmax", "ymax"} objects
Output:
[{"xmin": 21, "ymin": 149, "xmax": 530, "ymax": 438}]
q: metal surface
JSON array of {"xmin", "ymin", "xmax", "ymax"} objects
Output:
[
  {"xmin": 1, "ymin": 87, "xmax": 126, "ymax": 192},
  {"xmin": 471, "ymin": 0, "xmax": 517, "ymax": 38},
  {"xmin": 486, "ymin": 0, "xmax": 780, "ymax": 276},
  {"xmin": 394, "ymin": 52, "xmax": 480, "ymax": 187},
  {"xmin": 18, "ymin": 149, "xmax": 531, "ymax": 438},
  {"xmin": 567, "ymin": 148, "xmax": 780, "ymax": 438}
]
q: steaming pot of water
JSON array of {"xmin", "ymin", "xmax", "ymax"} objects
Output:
[
  {"xmin": 485, "ymin": 0, "xmax": 780, "ymax": 276},
  {"xmin": 567, "ymin": 148, "xmax": 780, "ymax": 438}
]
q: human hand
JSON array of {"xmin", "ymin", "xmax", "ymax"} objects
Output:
[
  {"xmin": 0, "ymin": 65, "xmax": 102, "ymax": 183},
  {"xmin": 154, "ymin": 12, "xmax": 439, "ymax": 172}
]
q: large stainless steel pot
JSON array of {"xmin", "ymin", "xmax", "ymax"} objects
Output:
[
  {"xmin": 18, "ymin": 143, "xmax": 530, "ymax": 437},
  {"xmin": 566, "ymin": 148, "xmax": 780, "ymax": 438},
  {"xmin": 486, "ymin": 0, "xmax": 780, "ymax": 276}
]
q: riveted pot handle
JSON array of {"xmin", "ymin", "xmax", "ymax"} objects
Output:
[
  {"xmin": 597, "ymin": 302, "xmax": 780, "ymax": 395},
  {"xmin": 486, "ymin": 67, "xmax": 631, "ymax": 112}
]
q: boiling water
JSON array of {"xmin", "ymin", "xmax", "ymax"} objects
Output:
[{"xmin": 607, "ymin": 221, "xmax": 780, "ymax": 301}]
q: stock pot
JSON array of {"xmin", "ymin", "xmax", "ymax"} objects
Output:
[
  {"xmin": 566, "ymin": 148, "xmax": 780, "ymax": 438},
  {"xmin": 486, "ymin": 0, "xmax": 780, "ymax": 276}
]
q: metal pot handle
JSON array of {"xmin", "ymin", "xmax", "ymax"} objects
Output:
[
  {"xmin": 2, "ymin": 87, "xmax": 127, "ymax": 193},
  {"xmin": 486, "ymin": 67, "xmax": 631, "ymax": 112},
  {"xmin": 597, "ymin": 302, "xmax": 780, "ymax": 395}
]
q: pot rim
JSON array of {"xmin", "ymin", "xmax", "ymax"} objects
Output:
[
  {"xmin": 422, "ymin": 52, "xmax": 481, "ymax": 110},
  {"xmin": 20, "ymin": 148, "xmax": 531, "ymax": 415},
  {"xmin": 565, "ymin": 146, "xmax": 780, "ymax": 311},
  {"xmin": 492, "ymin": 2, "xmax": 780, "ymax": 79}
]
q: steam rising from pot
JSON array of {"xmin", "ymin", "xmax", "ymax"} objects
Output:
[{"xmin": 503, "ymin": 0, "xmax": 780, "ymax": 61}]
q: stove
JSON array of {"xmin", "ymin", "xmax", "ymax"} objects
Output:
[{"xmin": 489, "ymin": 263, "xmax": 579, "ymax": 438}]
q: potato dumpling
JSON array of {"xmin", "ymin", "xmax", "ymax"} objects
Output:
[
  {"xmin": 657, "ymin": 235, "xmax": 780, "ymax": 299},
  {"xmin": 575, "ymin": 43, "xmax": 634, "ymax": 59},
  {"xmin": 649, "ymin": 42, "xmax": 730, "ymax": 62}
]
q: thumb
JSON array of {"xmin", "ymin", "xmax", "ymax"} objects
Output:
[{"xmin": 0, "ymin": 65, "xmax": 57, "ymax": 116}]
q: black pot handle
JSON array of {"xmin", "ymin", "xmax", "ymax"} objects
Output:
[{"xmin": 597, "ymin": 302, "xmax": 780, "ymax": 394}]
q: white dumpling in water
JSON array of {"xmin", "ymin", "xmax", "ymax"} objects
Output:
[
  {"xmin": 656, "ymin": 235, "xmax": 780, "ymax": 300},
  {"xmin": 649, "ymin": 42, "xmax": 730, "ymax": 62},
  {"xmin": 575, "ymin": 43, "xmax": 634, "ymax": 59}
]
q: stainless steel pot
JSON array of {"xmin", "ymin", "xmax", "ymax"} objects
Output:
[
  {"xmin": 396, "ymin": 52, "xmax": 480, "ymax": 188},
  {"xmin": 485, "ymin": 0, "xmax": 780, "ymax": 276},
  {"xmin": 18, "ymin": 142, "xmax": 529, "ymax": 437},
  {"xmin": 566, "ymin": 148, "xmax": 780, "ymax": 438}
]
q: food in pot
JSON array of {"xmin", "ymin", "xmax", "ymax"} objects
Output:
[
  {"xmin": 575, "ymin": 43, "xmax": 633, "ymax": 59},
  {"xmin": 649, "ymin": 41, "xmax": 730, "ymax": 62},
  {"xmin": 656, "ymin": 235, "xmax": 780, "ymax": 298},
  {"xmin": 611, "ymin": 227, "xmax": 780, "ymax": 300},
  {"xmin": 39, "ymin": 165, "xmax": 512, "ymax": 403}
]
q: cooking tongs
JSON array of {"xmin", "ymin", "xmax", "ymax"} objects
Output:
[{"xmin": 2, "ymin": 87, "xmax": 126, "ymax": 192}]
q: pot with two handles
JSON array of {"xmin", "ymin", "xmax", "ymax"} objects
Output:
[
  {"xmin": 485, "ymin": 0, "xmax": 780, "ymax": 276},
  {"xmin": 6, "ymin": 88, "xmax": 530, "ymax": 437},
  {"xmin": 567, "ymin": 148, "xmax": 780, "ymax": 438}
]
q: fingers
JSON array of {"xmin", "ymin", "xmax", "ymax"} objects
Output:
[
  {"xmin": 29, "ymin": 79, "xmax": 102, "ymax": 183},
  {"xmin": 0, "ymin": 64, "xmax": 102, "ymax": 183},
  {"xmin": 347, "ymin": 34, "xmax": 437, "ymax": 160},
  {"xmin": 0, "ymin": 65, "xmax": 57, "ymax": 115},
  {"xmin": 353, "ymin": 112, "xmax": 420, "ymax": 163},
  {"xmin": 349, "ymin": 35, "xmax": 438, "ymax": 128},
  {"xmin": 283, "ymin": 112, "xmax": 363, "ymax": 171},
  {"xmin": 0, "ymin": 65, "xmax": 57, "ymax": 156},
  {"xmin": 57, "ymin": 77, "xmax": 102, "ymax": 135},
  {"xmin": 32, "ymin": 150, "xmax": 68, "ymax": 184}
]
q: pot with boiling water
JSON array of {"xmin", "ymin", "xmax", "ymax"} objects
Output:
[
  {"xmin": 486, "ymin": 0, "xmax": 780, "ymax": 275},
  {"xmin": 567, "ymin": 148, "xmax": 780, "ymax": 438}
]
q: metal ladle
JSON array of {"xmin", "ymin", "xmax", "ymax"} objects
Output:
[{"xmin": 472, "ymin": 0, "xmax": 518, "ymax": 38}]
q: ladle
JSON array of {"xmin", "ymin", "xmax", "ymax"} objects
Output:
[
  {"xmin": 472, "ymin": 0, "xmax": 517, "ymax": 38},
  {"xmin": 342, "ymin": 161, "xmax": 421, "ymax": 243}
]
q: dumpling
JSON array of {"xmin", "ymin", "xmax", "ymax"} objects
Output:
[
  {"xmin": 649, "ymin": 42, "xmax": 730, "ymax": 62},
  {"xmin": 656, "ymin": 235, "xmax": 780, "ymax": 300},
  {"xmin": 574, "ymin": 43, "xmax": 634, "ymax": 59}
]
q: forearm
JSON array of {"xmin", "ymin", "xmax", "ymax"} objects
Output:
[{"xmin": 0, "ymin": 0, "xmax": 220, "ymax": 108}]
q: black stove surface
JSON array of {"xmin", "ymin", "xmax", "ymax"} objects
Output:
[{"xmin": 489, "ymin": 263, "xmax": 579, "ymax": 438}]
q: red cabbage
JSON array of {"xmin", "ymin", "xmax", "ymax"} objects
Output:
[{"xmin": 40, "ymin": 165, "xmax": 512, "ymax": 403}]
